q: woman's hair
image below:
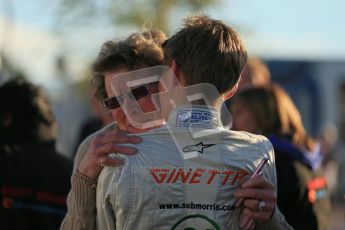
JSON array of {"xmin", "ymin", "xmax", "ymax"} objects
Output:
[
  {"xmin": 0, "ymin": 77, "xmax": 56, "ymax": 142},
  {"xmin": 233, "ymin": 83, "xmax": 316, "ymax": 150},
  {"xmin": 92, "ymin": 28, "xmax": 167, "ymax": 101}
]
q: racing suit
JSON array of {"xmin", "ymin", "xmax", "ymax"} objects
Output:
[{"xmin": 94, "ymin": 106, "xmax": 293, "ymax": 229}]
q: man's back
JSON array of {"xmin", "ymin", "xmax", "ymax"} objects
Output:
[{"xmin": 96, "ymin": 106, "xmax": 276, "ymax": 229}]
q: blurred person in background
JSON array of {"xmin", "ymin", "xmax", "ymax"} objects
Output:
[
  {"xmin": 238, "ymin": 57, "xmax": 271, "ymax": 91},
  {"xmin": 235, "ymin": 56, "xmax": 338, "ymax": 203},
  {"xmin": 224, "ymin": 56, "xmax": 271, "ymax": 113},
  {"xmin": 230, "ymin": 83, "xmax": 332, "ymax": 230},
  {"xmin": 0, "ymin": 77, "xmax": 73, "ymax": 230}
]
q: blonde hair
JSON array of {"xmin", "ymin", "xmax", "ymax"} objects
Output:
[
  {"xmin": 92, "ymin": 29, "xmax": 167, "ymax": 101},
  {"xmin": 233, "ymin": 84, "xmax": 316, "ymax": 150}
]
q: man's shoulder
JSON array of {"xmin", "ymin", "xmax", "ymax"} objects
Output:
[
  {"xmin": 135, "ymin": 127, "xmax": 271, "ymax": 145},
  {"xmin": 222, "ymin": 130, "xmax": 274, "ymax": 154},
  {"xmin": 224, "ymin": 129, "xmax": 270, "ymax": 144}
]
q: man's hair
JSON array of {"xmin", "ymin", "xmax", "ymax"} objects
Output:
[
  {"xmin": 0, "ymin": 77, "xmax": 56, "ymax": 142},
  {"xmin": 163, "ymin": 14, "xmax": 247, "ymax": 94},
  {"xmin": 92, "ymin": 29, "xmax": 167, "ymax": 101}
]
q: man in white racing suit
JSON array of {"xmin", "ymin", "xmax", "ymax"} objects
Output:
[
  {"xmin": 95, "ymin": 14, "xmax": 293, "ymax": 230},
  {"xmin": 96, "ymin": 104, "xmax": 286, "ymax": 229}
]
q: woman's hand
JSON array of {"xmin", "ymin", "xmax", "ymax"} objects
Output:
[
  {"xmin": 77, "ymin": 129, "xmax": 142, "ymax": 179},
  {"xmin": 234, "ymin": 176, "xmax": 277, "ymax": 229}
]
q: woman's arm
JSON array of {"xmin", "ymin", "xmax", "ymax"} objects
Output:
[{"xmin": 60, "ymin": 126, "xmax": 141, "ymax": 230}]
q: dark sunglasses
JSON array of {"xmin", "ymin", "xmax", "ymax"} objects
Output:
[{"xmin": 103, "ymin": 85, "xmax": 149, "ymax": 110}]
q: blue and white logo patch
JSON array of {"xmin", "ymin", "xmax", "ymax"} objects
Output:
[{"xmin": 176, "ymin": 110, "xmax": 218, "ymax": 128}]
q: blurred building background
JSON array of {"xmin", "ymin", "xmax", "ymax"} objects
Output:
[{"xmin": 1, "ymin": 0, "xmax": 344, "ymax": 228}]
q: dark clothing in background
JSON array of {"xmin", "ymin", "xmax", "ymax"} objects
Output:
[
  {"xmin": 72, "ymin": 117, "xmax": 103, "ymax": 158},
  {"xmin": 0, "ymin": 142, "xmax": 73, "ymax": 230},
  {"xmin": 270, "ymin": 135, "xmax": 332, "ymax": 230}
]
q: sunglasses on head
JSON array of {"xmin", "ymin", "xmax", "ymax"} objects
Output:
[{"xmin": 103, "ymin": 84, "xmax": 149, "ymax": 110}]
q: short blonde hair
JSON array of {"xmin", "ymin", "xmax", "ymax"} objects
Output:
[
  {"xmin": 233, "ymin": 84, "xmax": 316, "ymax": 150},
  {"xmin": 92, "ymin": 29, "xmax": 167, "ymax": 101}
]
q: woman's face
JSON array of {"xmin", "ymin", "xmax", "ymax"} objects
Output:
[
  {"xmin": 104, "ymin": 68, "xmax": 158, "ymax": 133},
  {"xmin": 230, "ymin": 100, "xmax": 259, "ymax": 134}
]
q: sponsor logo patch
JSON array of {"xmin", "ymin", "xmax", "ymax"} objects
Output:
[{"xmin": 176, "ymin": 110, "xmax": 218, "ymax": 128}]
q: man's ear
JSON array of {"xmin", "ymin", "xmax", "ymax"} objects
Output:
[
  {"xmin": 223, "ymin": 83, "xmax": 239, "ymax": 100},
  {"xmin": 170, "ymin": 60, "xmax": 185, "ymax": 85}
]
